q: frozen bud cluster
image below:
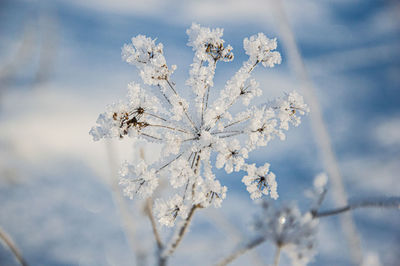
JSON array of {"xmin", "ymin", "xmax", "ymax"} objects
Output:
[
  {"xmin": 90, "ymin": 23, "xmax": 308, "ymax": 227},
  {"xmin": 242, "ymin": 163, "xmax": 278, "ymax": 200},
  {"xmin": 243, "ymin": 33, "xmax": 281, "ymax": 67},
  {"xmin": 255, "ymin": 201, "xmax": 318, "ymax": 266},
  {"xmin": 313, "ymin": 172, "xmax": 328, "ymax": 193},
  {"xmin": 155, "ymin": 195, "xmax": 188, "ymax": 227}
]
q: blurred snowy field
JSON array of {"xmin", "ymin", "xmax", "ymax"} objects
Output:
[{"xmin": 0, "ymin": 0, "xmax": 399, "ymax": 265}]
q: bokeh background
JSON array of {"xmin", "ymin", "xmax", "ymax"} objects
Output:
[{"xmin": 0, "ymin": 0, "xmax": 399, "ymax": 265}]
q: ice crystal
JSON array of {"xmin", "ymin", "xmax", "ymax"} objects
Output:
[
  {"xmin": 242, "ymin": 163, "xmax": 278, "ymax": 200},
  {"xmin": 90, "ymin": 23, "xmax": 308, "ymax": 227},
  {"xmin": 155, "ymin": 194, "xmax": 188, "ymax": 227}
]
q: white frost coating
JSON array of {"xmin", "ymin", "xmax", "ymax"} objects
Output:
[
  {"xmin": 169, "ymin": 158, "xmax": 193, "ymax": 188},
  {"xmin": 242, "ymin": 163, "xmax": 278, "ymax": 200},
  {"xmin": 216, "ymin": 139, "xmax": 248, "ymax": 174},
  {"xmin": 155, "ymin": 194, "xmax": 188, "ymax": 227},
  {"xmin": 194, "ymin": 177, "xmax": 227, "ymax": 208},
  {"xmin": 243, "ymin": 33, "xmax": 282, "ymax": 67},
  {"xmin": 90, "ymin": 24, "xmax": 309, "ymax": 227},
  {"xmin": 119, "ymin": 160, "xmax": 158, "ymax": 199},
  {"xmin": 313, "ymin": 172, "xmax": 328, "ymax": 192}
]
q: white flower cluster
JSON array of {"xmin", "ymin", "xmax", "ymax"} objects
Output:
[
  {"xmin": 90, "ymin": 23, "xmax": 309, "ymax": 227},
  {"xmin": 242, "ymin": 163, "xmax": 278, "ymax": 200},
  {"xmin": 254, "ymin": 201, "xmax": 318, "ymax": 266}
]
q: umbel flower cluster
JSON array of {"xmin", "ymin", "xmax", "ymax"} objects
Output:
[
  {"xmin": 254, "ymin": 201, "xmax": 318, "ymax": 266},
  {"xmin": 250, "ymin": 175, "xmax": 325, "ymax": 266},
  {"xmin": 90, "ymin": 23, "xmax": 309, "ymax": 227}
]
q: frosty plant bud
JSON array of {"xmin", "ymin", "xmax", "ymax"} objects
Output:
[
  {"xmin": 254, "ymin": 201, "xmax": 318, "ymax": 266},
  {"xmin": 90, "ymin": 23, "xmax": 309, "ymax": 227}
]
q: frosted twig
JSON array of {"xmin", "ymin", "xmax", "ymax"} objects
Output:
[
  {"xmin": 273, "ymin": 245, "xmax": 282, "ymax": 266},
  {"xmin": 310, "ymin": 187, "xmax": 327, "ymax": 216},
  {"xmin": 218, "ymin": 196, "xmax": 400, "ymax": 265},
  {"xmin": 145, "ymin": 198, "xmax": 166, "ymax": 266},
  {"xmin": 155, "ymin": 153, "xmax": 184, "ymax": 174},
  {"xmin": 224, "ymin": 116, "xmax": 251, "ymax": 129},
  {"xmin": 163, "ymin": 204, "xmax": 199, "ymax": 257},
  {"xmin": 165, "ymin": 79, "xmax": 198, "ymax": 130},
  {"xmin": 0, "ymin": 226, "xmax": 28, "ymax": 266},
  {"xmin": 315, "ymin": 196, "xmax": 400, "ymax": 218},
  {"xmin": 216, "ymin": 236, "xmax": 266, "ymax": 266},
  {"xmin": 147, "ymin": 124, "xmax": 192, "ymax": 134},
  {"xmin": 205, "ymin": 209, "xmax": 264, "ymax": 266},
  {"xmin": 145, "ymin": 198, "xmax": 163, "ymax": 249}
]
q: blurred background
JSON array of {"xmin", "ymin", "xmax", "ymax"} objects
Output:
[{"xmin": 0, "ymin": 0, "xmax": 399, "ymax": 265}]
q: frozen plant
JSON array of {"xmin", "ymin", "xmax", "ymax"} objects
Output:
[
  {"xmin": 90, "ymin": 23, "xmax": 308, "ymax": 227},
  {"xmin": 90, "ymin": 23, "xmax": 309, "ymax": 263},
  {"xmin": 217, "ymin": 174, "xmax": 400, "ymax": 266},
  {"xmin": 254, "ymin": 201, "xmax": 318, "ymax": 266},
  {"xmin": 90, "ymin": 23, "xmax": 308, "ymax": 220}
]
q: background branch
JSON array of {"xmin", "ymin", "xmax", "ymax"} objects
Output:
[
  {"xmin": 216, "ymin": 236, "xmax": 266, "ymax": 266},
  {"xmin": 0, "ymin": 226, "xmax": 28, "ymax": 266},
  {"xmin": 315, "ymin": 196, "xmax": 400, "ymax": 218},
  {"xmin": 163, "ymin": 205, "xmax": 198, "ymax": 258}
]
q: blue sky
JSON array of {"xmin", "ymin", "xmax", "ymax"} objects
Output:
[{"xmin": 0, "ymin": 0, "xmax": 399, "ymax": 265}]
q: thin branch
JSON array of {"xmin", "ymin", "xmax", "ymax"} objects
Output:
[
  {"xmin": 155, "ymin": 153, "xmax": 184, "ymax": 174},
  {"xmin": 0, "ymin": 226, "xmax": 28, "ymax": 266},
  {"xmin": 140, "ymin": 133, "xmax": 163, "ymax": 141},
  {"xmin": 211, "ymin": 130, "xmax": 244, "ymax": 135},
  {"xmin": 147, "ymin": 124, "xmax": 192, "ymax": 134},
  {"xmin": 203, "ymin": 60, "xmax": 217, "ymax": 115},
  {"xmin": 145, "ymin": 198, "xmax": 163, "ymax": 250},
  {"xmin": 206, "ymin": 209, "xmax": 265, "ymax": 266},
  {"xmin": 199, "ymin": 60, "xmax": 208, "ymax": 125},
  {"xmin": 315, "ymin": 196, "xmax": 400, "ymax": 218},
  {"xmin": 310, "ymin": 188, "xmax": 327, "ymax": 216},
  {"xmin": 204, "ymin": 84, "xmax": 211, "ymax": 111},
  {"xmin": 224, "ymin": 116, "xmax": 251, "ymax": 129},
  {"xmin": 157, "ymin": 85, "xmax": 172, "ymax": 105},
  {"xmin": 273, "ymin": 245, "xmax": 282, "ymax": 266},
  {"xmin": 191, "ymin": 152, "xmax": 198, "ymax": 169},
  {"xmin": 165, "ymin": 79, "xmax": 179, "ymax": 95},
  {"xmin": 248, "ymin": 60, "xmax": 259, "ymax": 73},
  {"xmin": 165, "ymin": 79, "xmax": 198, "ymax": 130},
  {"xmin": 163, "ymin": 205, "xmax": 199, "ymax": 257},
  {"xmin": 216, "ymin": 236, "xmax": 266, "ymax": 266},
  {"xmin": 182, "ymin": 137, "xmax": 198, "ymax": 142},
  {"xmin": 215, "ymin": 60, "xmax": 259, "ymax": 122},
  {"xmin": 218, "ymin": 196, "xmax": 400, "ymax": 266},
  {"xmin": 144, "ymin": 112, "xmax": 167, "ymax": 121},
  {"xmin": 218, "ymin": 132, "xmax": 244, "ymax": 138}
]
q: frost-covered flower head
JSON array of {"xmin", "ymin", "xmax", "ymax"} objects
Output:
[
  {"xmin": 90, "ymin": 23, "xmax": 309, "ymax": 227},
  {"xmin": 254, "ymin": 201, "xmax": 318, "ymax": 266},
  {"xmin": 242, "ymin": 163, "xmax": 278, "ymax": 200}
]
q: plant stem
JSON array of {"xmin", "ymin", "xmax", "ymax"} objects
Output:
[
  {"xmin": 315, "ymin": 197, "xmax": 400, "ymax": 218},
  {"xmin": 145, "ymin": 199, "xmax": 163, "ymax": 250},
  {"xmin": 273, "ymin": 246, "xmax": 281, "ymax": 266},
  {"xmin": 0, "ymin": 226, "xmax": 28, "ymax": 266},
  {"xmin": 216, "ymin": 236, "xmax": 266, "ymax": 266},
  {"xmin": 165, "ymin": 79, "xmax": 198, "ymax": 130},
  {"xmin": 163, "ymin": 205, "xmax": 198, "ymax": 257},
  {"xmin": 145, "ymin": 198, "xmax": 168, "ymax": 266}
]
